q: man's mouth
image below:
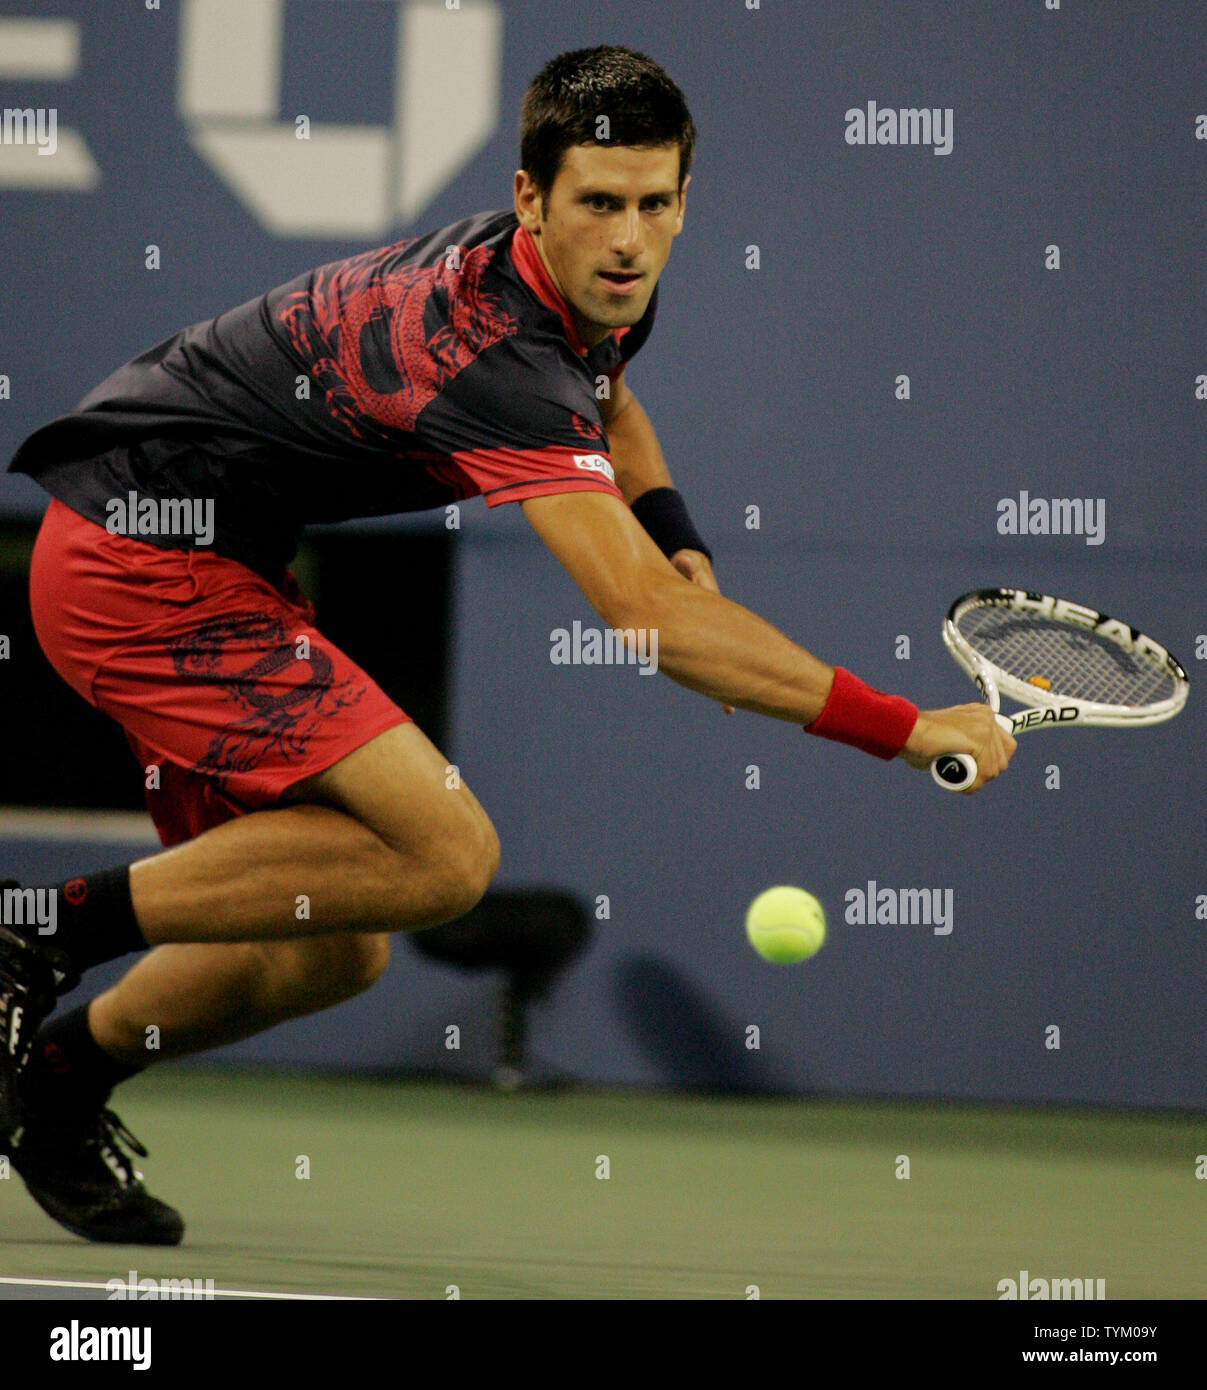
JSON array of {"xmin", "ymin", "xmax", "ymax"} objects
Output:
[{"xmin": 598, "ymin": 270, "xmax": 643, "ymax": 294}]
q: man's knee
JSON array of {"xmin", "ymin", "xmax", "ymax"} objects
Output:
[
  {"xmin": 296, "ymin": 721, "xmax": 502, "ymax": 929},
  {"xmin": 337, "ymin": 930, "xmax": 392, "ymax": 992},
  {"xmin": 421, "ymin": 811, "xmax": 500, "ymax": 925},
  {"xmin": 267, "ymin": 931, "xmax": 391, "ymax": 1002}
]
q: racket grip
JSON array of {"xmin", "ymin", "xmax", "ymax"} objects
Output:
[
  {"xmin": 930, "ymin": 716, "xmax": 1012, "ymax": 790},
  {"xmin": 931, "ymin": 752, "xmax": 977, "ymax": 791}
]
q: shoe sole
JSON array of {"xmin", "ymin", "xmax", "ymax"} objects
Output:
[{"xmin": 24, "ymin": 1188, "xmax": 185, "ymax": 1246}]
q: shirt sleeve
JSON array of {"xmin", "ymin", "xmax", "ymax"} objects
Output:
[
  {"xmin": 450, "ymin": 443, "xmax": 622, "ymax": 508},
  {"xmin": 415, "ymin": 332, "xmax": 625, "ymax": 508}
]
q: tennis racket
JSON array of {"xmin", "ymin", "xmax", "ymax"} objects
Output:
[{"xmin": 929, "ymin": 588, "xmax": 1189, "ymax": 791}]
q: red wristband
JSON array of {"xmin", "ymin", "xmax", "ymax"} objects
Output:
[{"xmin": 803, "ymin": 667, "xmax": 919, "ymax": 760}]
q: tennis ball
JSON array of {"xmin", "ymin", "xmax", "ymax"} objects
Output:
[{"xmin": 745, "ymin": 886, "xmax": 826, "ymax": 964}]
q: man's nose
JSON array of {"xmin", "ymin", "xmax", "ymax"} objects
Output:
[{"xmin": 612, "ymin": 207, "xmax": 643, "ymax": 256}]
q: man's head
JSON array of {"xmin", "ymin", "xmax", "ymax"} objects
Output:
[{"xmin": 514, "ymin": 47, "xmax": 696, "ymax": 347}]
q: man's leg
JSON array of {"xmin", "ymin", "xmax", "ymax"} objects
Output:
[
  {"xmin": 11, "ymin": 933, "xmax": 393, "ymax": 1248},
  {"xmin": 7, "ymin": 499, "xmax": 497, "ymax": 1242},
  {"xmin": 87, "ymin": 933, "xmax": 392, "ymax": 1065},
  {"xmin": 82, "ymin": 714, "xmax": 499, "ymax": 1058},
  {"xmin": 4, "ymin": 719, "xmax": 499, "ymax": 1245},
  {"xmin": 3, "ymin": 719, "xmax": 496, "ymax": 1085},
  {"xmin": 28, "ymin": 717, "xmax": 497, "ymax": 1084},
  {"xmin": 127, "ymin": 720, "xmax": 500, "ymax": 946}
]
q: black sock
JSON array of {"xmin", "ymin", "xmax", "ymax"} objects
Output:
[
  {"xmin": 21, "ymin": 1004, "xmax": 143, "ymax": 1115},
  {"xmin": 23, "ymin": 866, "xmax": 148, "ymax": 974}
]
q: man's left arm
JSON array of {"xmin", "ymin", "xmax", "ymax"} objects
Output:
[{"xmin": 602, "ymin": 370, "xmax": 719, "ymax": 595}]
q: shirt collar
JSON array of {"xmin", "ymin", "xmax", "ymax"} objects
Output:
[{"xmin": 509, "ymin": 222, "xmax": 593, "ymax": 356}]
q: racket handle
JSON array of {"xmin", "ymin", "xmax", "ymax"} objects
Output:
[
  {"xmin": 931, "ymin": 752, "xmax": 977, "ymax": 791},
  {"xmin": 930, "ymin": 716, "xmax": 1013, "ymax": 791}
]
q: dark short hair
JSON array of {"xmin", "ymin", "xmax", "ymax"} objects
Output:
[{"xmin": 520, "ymin": 46, "xmax": 697, "ymax": 206}]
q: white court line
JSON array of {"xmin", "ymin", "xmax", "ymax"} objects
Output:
[
  {"xmin": 0, "ymin": 808, "xmax": 161, "ymax": 846},
  {"xmin": 0, "ymin": 1276, "xmax": 377, "ymax": 1301}
]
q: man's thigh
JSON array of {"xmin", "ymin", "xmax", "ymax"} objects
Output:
[{"xmin": 281, "ymin": 721, "xmax": 497, "ymax": 865}]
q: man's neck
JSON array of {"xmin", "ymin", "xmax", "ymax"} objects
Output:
[{"xmin": 530, "ymin": 234, "xmax": 608, "ymax": 349}]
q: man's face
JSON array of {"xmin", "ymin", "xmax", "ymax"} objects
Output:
[{"xmin": 514, "ymin": 142, "xmax": 688, "ymax": 348}]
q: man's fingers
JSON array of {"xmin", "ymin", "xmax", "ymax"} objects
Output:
[
  {"xmin": 973, "ymin": 724, "xmax": 1015, "ymax": 785},
  {"xmin": 907, "ymin": 703, "xmax": 1018, "ymax": 790}
]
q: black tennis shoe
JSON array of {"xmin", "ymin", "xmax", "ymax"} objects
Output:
[
  {"xmin": 8, "ymin": 1105, "xmax": 184, "ymax": 1245},
  {"xmin": 0, "ymin": 915, "xmax": 77, "ymax": 1141}
]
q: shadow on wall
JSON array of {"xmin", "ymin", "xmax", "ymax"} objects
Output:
[
  {"xmin": 410, "ymin": 888, "xmax": 592, "ymax": 1088},
  {"xmin": 613, "ymin": 955, "xmax": 795, "ymax": 1094}
]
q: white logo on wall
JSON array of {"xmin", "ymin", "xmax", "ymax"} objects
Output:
[
  {"xmin": 0, "ymin": 19, "xmax": 98, "ymax": 188},
  {"xmin": 179, "ymin": 0, "xmax": 502, "ymax": 237},
  {"xmin": 0, "ymin": 3, "xmax": 501, "ymax": 234}
]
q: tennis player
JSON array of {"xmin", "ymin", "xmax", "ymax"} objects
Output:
[{"xmin": 0, "ymin": 46, "xmax": 1014, "ymax": 1244}]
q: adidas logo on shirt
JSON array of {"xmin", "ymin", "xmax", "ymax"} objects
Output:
[{"xmin": 573, "ymin": 454, "xmax": 615, "ymax": 482}]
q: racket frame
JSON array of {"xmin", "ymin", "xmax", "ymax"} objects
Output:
[
  {"xmin": 943, "ymin": 587, "xmax": 1189, "ymax": 732},
  {"xmin": 930, "ymin": 587, "xmax": 1189, "ymax": 791}
]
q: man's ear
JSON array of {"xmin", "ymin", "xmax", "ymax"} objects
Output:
[
  {"xmin": 514, "ymin": 169, "xmax": 543, "ymax": 233},
  {"xmin": 674, "ymin": 174, "xmax": 690, "ymax": 233}
]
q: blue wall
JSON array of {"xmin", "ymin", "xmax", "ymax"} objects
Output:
[{"xmin": 2, "ymin": 1, "xmax": 1204, "ymax": 1106}]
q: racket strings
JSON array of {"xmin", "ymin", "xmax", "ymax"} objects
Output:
[{"xmin": 957, "ymin": 610, "xmax": 1176, "ymax": 708}]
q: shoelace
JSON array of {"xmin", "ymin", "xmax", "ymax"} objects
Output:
[
  {"xmin": 93, "ymin": 1110, "xmax": 150, "ymax": 1184},
  {"xmin": 0, "ymin": 931, "xmax": 47, "ymax": 1064}
]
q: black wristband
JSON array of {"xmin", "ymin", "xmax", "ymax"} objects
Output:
[{"xmin": 630, "ymin": 487, "xmax": 713, "ymax": 563}]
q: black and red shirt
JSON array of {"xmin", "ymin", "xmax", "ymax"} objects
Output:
[{"xmin": 9, "ymin": 209, "xmax": 657, "ymax": 580}]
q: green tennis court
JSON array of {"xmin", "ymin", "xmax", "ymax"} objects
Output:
[{"xmin": 2, "ymin": 1068, "xmax": 1203, "ymax": 1300}]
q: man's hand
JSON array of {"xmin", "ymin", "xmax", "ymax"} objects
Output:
[
  {"xmin": 899, "ymin": 704, "xmax": 1016, "ymax": 791},
  {"xmin": 670, "ymin": 549, "xmax": 734, "ymax": 714}
]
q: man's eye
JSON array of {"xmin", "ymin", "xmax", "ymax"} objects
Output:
[{"xmin": 584, "ymin": 196, "xmax": 668, "ymax": 212}]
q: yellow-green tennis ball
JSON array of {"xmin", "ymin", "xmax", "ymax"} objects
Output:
[{"xmin": 745, "ymin": 886, "xmax": 826, "ymax": 964}]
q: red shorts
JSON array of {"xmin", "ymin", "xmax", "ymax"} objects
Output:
[{"xmin": 30, "ymin": 498, "xmax": 410, "ymax": 847}]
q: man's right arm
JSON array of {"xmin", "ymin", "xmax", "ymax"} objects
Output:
[{"xmin": 521, "ymin": 489, "xmax": 1015, "ymax": 789}]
